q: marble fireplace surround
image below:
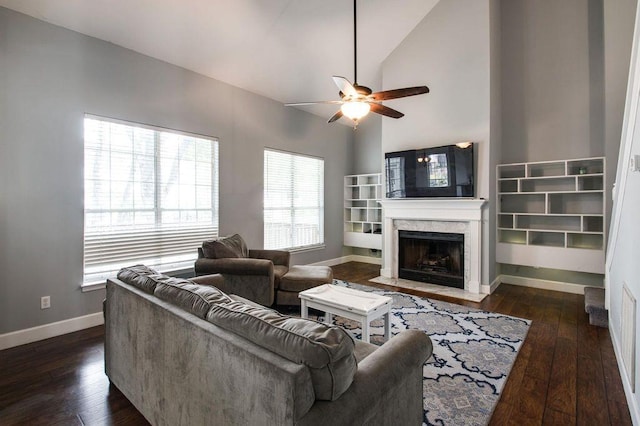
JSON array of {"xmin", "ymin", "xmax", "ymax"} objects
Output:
[{"xmin": 378, "ymin": 199, "xmax": 487, "ymax": 294}]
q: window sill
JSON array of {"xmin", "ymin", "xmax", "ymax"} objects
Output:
[
  {"xmin": 81, "ymin": 265, "xmax": 194, "ymax": 293},
  {"xmin": 288, "ymin": 244, "xmax": 326, "ymax": 254},
  {"xmin": 81, "ymin": 281, "xmax": 106, "ymax": 293}
]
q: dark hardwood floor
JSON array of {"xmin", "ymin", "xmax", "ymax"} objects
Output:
[{"xmin": 0, "ymin": 262, "xmax": 632, "ymax": 425}]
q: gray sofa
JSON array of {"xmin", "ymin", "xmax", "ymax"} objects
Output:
[{"xmin": 105, "ymin": 266, "xmax": 433, "ymax": 426}]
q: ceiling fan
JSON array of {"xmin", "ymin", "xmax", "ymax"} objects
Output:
[{"xmin": 285, "ymin": 0, "xmax": 430, "ymax": 127}]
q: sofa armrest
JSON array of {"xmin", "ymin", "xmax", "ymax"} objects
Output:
[
  {"xmin": 190, "ymin": 273, "xmax": 225, "ymax": 288},
  {"xmin": 249, "ymin": 249, "xmax": 290, "ymax": 267},
  {"xmin": 299, "ymin": 329, "xmax": 432, "ymax": 426},
  {"xmin": 195, "ymin": 258, "xmax": 274, "ymax": 276}
]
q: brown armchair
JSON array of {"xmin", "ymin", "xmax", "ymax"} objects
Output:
[{"xmin": 194, "ymin": 234, "xmax": 290, "ymax": 306}]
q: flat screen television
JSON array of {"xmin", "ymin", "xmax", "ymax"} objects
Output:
[{"xmin": 385, "ymin": 143, "xmax": 475, "ymax": 198}]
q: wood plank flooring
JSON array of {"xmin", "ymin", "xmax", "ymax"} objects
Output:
[{"xmin": 0, "ymin": 261, "xmax": 632, "ymax": 425}]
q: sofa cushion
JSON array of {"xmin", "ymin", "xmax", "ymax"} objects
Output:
[
  {"xmin": 206, "ymin": 301, "xmax": 356, "ymax": 401},
  {"xmin": 153, "ymin": 276, "xmax": 233, "ymax": 318},
  {"xmin": 117, "ymin": 265, "xmax": 162, "ymax": 294},
  {"xmin": 202, "ymin": 234, "xmax": 248, "ymax": 259},
  {"xmin": 228, "ymin": 293, "xmax": 265, "ymax": 309}
]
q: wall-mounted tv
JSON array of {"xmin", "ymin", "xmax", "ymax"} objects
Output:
[{"xmin": 385, "ymin": 143, "xmax": 475, "ymax": 198}]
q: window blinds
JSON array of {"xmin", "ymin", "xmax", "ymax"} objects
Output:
[
  {"xmin": 83, "ymin": 115, "xmax": 218, "ymax": 284},
  {"xmin": 264, "ymin": 149, "xmax": 324, "ymax": 250}
]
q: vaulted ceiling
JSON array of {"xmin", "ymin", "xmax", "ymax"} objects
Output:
[{"xmin": 0, "ymin": 0, "xmax": 439, "ymax": 120}]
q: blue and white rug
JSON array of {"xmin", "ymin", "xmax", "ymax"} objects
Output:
[{"xmin": 332, "ymin": 280, "xmax": 531, "ymax": 426}]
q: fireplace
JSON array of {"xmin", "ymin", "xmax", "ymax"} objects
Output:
[
  {"xmin": 398, "ymin": 230, "xmax": 464, "ymax": 288},
  {"xmin": 378, "ymin": 198, "xmax": 487, "ymax": 294}
]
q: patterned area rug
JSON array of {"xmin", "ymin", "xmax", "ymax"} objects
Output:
[{"xmin": 331, "ymin": 280, "xmax": 531, "ymax": 426}]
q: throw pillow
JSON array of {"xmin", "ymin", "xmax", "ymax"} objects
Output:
[
  {"xmin": 202, "ymin": 234, "xmax": 249, "ymax": 259},
  {"xmin": 117, "ymin": 265, "xmax": 161, "ymax": 294}
]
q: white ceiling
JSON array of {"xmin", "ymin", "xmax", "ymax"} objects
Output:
[{"xmin": 0, "ymin": 0, "xmax": 439, "ymax": 121}]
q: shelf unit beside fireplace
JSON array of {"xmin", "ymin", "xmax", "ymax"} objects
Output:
[
  {"xmin": 344, "ymin": 173, "xmax": 382, "ymax": 250},
  {"xmin": 496, "ymin": 157, "xmax": 605, "ymax": 274}
]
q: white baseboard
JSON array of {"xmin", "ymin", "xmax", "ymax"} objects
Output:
[
  {"xmin": 0, "ymin": 312, "xmax": 104, "ymax": 351},
  {"xmin": 308, "ymin": 256, "xmax": 352, "ymax": 266},
  {"xmin": 609, "ymin": 323, "xmax": 640, "ymax": 426},
  {"xmin": 347, "ymin": 255, "xmax": 382, "ymax": 265},
  {"xmin": 481, "ymin": 276, "xmax": 502, "ymax": 294},
  {"xmin": 499, "ymin": 274, "xmax": 588, "ymax": 294},
  {"xmin": 309, "ymin": 255, "xmax": 382, "ymax": 267}
]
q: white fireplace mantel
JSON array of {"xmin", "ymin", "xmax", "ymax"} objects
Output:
[{"xmin": 378, "ymin": 198, "xmax": 487, "ymax": 294}]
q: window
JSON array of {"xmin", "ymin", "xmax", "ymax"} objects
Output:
[
  {"xmin": 385, "ymin": 156, "xmax": 405, "ymax": 197},
  {"xmin": 264, "ymin": 149, "xmax": 324, "ymax": 251},
  {"xmin": 83, "ymin": 115, "xmax": 218, "ymax": 284},
  {"xmin": 427, "ymin": 153, "xmax": 449, "ymax": 187}
]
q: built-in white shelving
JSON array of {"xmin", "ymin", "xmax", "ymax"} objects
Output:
[
  {"xmin": 344, "ymin": 173, "xmax": 382, "ymax": 250},
  {"xmin": 496, "ymin": 157, "xmax": 606, "ymax": 274}
]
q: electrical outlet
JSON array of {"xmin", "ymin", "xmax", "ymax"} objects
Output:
[{"xmin": 41, "ymin": 296, "xmax": 51, "ymax": 310}]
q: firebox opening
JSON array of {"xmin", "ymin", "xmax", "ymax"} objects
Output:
[{"xmin": 398, "ymin": 230, "xmax": 464, "ymax": 289}]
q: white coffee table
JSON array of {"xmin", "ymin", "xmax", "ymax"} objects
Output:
[{"xmin": 299, "ymin": 284, "xmax": 393, "ymax": 343}]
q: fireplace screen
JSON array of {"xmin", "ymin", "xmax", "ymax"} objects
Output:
[{"xmin": 398, "ymin": 230, "xmax": 464, "ymax": 288}]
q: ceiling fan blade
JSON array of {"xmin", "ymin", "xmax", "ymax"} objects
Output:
[
  {"xmin": 327, "ymin": 110, "xmax": 343, "ymax": 123},
  {"xmin": 285, "ymin": 100, "xmax": 343, "ymax": 106},
  {"xmin": 368, "ymin": 86, "xmax": 430, "ymax": 101},
  {"xmin": 332, "ymin": 76, "xmax": 358, "ymax": 97},
  {"xmin": 369, "ymin": 103, "xmax": 404, "ymax": 119}
]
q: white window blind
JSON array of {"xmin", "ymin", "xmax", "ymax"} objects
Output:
[
  {"xmin": 264, "ymin": 149, "xmax": 324, "ymax": 251},
  {"xmin": 83, "ymin": 115, "xmax": 219, "ymax": 284}
]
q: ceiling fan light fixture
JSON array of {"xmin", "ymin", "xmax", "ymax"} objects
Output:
[
  {"xmin": 341, "ymin": 101, "xmax": 370, "ymax": 121},
  {"xmin": 283, "ymin": 0, "xmax": 429, "ymax": 126}
]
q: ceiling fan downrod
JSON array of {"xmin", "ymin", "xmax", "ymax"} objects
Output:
[{"xmin": 353, "ymin": 0, "xmax": 357, "ymax": 86}]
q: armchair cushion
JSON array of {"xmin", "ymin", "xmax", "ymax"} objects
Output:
[
  {"xmin": 273, "ymin": 265, "xmax": 289, "ymax": 289},
  {"xmin": 190, "ymin": 273, "xmax": 227, "ymax": 288},
  {"xmin": 202, "ymin": 234, "xmax": 248, "ymax": 259},
  {"xmin": 279, "ymin": 265, "xmax": 333, "ymax": 293}
]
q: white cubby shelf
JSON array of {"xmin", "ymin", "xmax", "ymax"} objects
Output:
[
  {"xmin": 344, "ymin": 173, "xmax": 382, "ymax": 250},
  {"xmin": 496, "ymin": 157, "xmax": 606, "ymax": 274}
]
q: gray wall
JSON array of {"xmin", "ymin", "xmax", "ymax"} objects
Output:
[
  {"xmin": 604, "ymin": 0, "xmax": 637, "ymax": 236},
  {"xmin": 353, "ymin": 115, "xmax": 382, "ymax": 175},
  {"xmin": 353, "ymin": 70, "xmax": 383, "ymax": 175},
  {"xmin": 0, "ymin": 7, "xmax": 353, "ymax": 334},
  {"xmin": 501, "ymin": 0, "xmax": 604, "ymax": 163},
  {"xmin": 489, "ymin": 0, "xmax": 502, "ymax": 287},
  {"xmin": 500, "ymin": 0, "xmax": 635, "ymax": 171},
  {"xmin": 380, "ymin": 0, "xmax": 495, "ymax": 285}
]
